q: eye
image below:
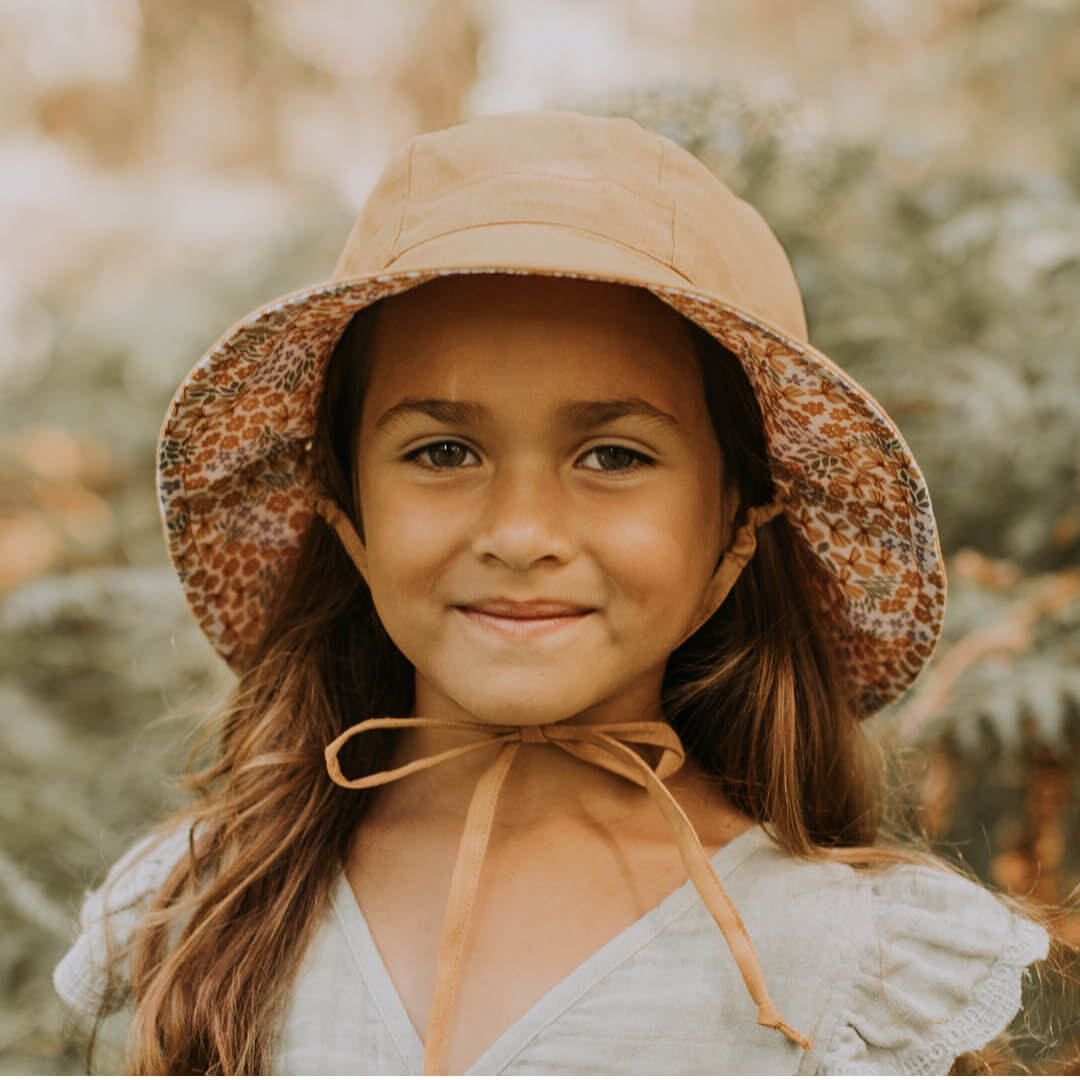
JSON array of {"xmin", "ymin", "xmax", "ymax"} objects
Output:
[
  {"xmin": 578, "ymin": 445, "xmax": 655, "ymax": 473},
  {"xmin": 406, "ymin": 440, "xmax": 478, "ymax": 470}
]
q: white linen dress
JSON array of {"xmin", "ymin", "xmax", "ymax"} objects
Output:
[{"xmin": 54, "ymin": 822, "xmax": 1049, "ymax": 1075}]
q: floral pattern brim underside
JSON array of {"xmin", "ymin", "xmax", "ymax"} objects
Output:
[{"xmin": 156, "ymin": 268, "xmax": 946, "ymax": 718}]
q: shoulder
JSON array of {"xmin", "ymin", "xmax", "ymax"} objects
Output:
[
  {"xmin": 808, "ymin": 856, "xmax": 1050, "ymax": 1075},
  {"xmin": 52, "ymin": 821, "xmax": 195, "ymax": 1017},
  {"xmin": 722, "ymin": 835, "xmax": 1049, "ymax": 1074}
]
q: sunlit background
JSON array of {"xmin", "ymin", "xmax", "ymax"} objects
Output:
[{"xmin": 2, "ymin": 1, "xmax": 1078, "ymax": 1071}]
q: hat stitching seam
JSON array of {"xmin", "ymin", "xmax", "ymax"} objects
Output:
[
  {"xmin": 658, "ymin": 138, "xmax": 677, "ymax": 267},
  {"xmin": 397, "ymin": 169, "xmax": 674, "ymax": 212},
  {"xmin": 388, "ymin": 136, "xmax": 418, "ymax": 264},
  {"xmin": 387, "ymin": 221, "xmax": 696, "ymax": 287}
]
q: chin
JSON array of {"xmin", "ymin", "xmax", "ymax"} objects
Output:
[{"xmin": 447, "ymin": 685, "xmax": 601, "ymax": 728}]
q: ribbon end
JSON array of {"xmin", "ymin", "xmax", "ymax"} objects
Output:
[{"xmin": 756, "ymin": 1005, "xmax": 814, "ymax": 1051}]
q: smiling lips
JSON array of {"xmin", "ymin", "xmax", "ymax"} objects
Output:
[{"xmin": 457, "ymin": 598, "xmax": 594, "ymax": 639}]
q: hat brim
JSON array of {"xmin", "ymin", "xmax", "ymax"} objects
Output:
[{"xmin": 158, "ymin": 249, "xmax": 944, "ymax": 717}]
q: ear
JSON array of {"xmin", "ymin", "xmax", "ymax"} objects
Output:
[
  {"xmin": 676, "ymin": 488, "xmax": 784, "ymax": 650},
  {"xmin": 691, "ymin": 542, "xmax": 746, "ymax": 642},
  {"xmin": 716, "ymin": 475, "xmax": 742, "ymax": 567},
  {"xmin": 311, "ymin": 491, "xmax": 370, "ymax": 583}
]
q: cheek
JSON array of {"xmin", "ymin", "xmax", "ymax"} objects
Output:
[
  {"xmin": 370, "ymin": 499, "xmax": 442, "ymax": 560},
  {"xmin": 597, "ymin": 486, "xmax": 721, "ymax": 612},
  {"xmin": 357, "ymin": 475, "xmax": 473, "ymax": 636}
]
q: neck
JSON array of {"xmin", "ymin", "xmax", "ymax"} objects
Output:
[{"xmin": 358, "ymin": 683, "xmax": 746, "ymax": 844}]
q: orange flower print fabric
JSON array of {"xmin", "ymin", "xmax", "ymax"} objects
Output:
[{"xmin": 157, "ymin": 270, "xmax": 945, "ymax": 718}]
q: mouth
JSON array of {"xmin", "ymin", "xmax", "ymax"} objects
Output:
[{"xmin": 455, "ymin": 602, "xmax": 594, "ymax": 640}]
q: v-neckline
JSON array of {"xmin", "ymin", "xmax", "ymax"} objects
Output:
[{"xmin": 330, "ymin": 823, "xmax": 768, "ymax": 1075}]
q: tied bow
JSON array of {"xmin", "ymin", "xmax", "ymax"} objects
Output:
[{"xmin": 325, "ymin": 715, "xmax": 813, "ymax": 1074}]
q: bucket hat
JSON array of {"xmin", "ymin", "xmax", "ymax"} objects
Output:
[
  {"xmin": 157, "ymin": 108, "xmax": 946, "ymax": 718},
  {"xmin": 155, "ymin": 110, "xmax": 948, "ymax": 1069}
]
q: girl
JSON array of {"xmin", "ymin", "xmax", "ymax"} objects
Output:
[{"xmin": 55, "ymin": 110, "xmax": 1050, "ymax": 1075}]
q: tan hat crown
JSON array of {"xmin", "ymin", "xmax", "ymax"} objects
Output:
[{"xmin": 333, "ymin": 111, "xmax": 808, "ymax": 341}]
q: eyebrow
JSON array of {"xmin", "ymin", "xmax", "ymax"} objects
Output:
[{"xmin": 375, "ymin": 396, "xmax": 682, "ymax": 434}]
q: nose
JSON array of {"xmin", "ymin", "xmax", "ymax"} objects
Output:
[{"xmin": 471, "ymin": 460, "xmax": 577, "ymax": 570}]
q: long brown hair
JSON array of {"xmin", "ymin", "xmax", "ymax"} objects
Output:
[
  {"xmin": 112, "ymin": 283, "xmax": 963, "ymax": 1071},
  {"xmin": 663, "ymin": 318, "xmax": 880, "ymax": 853}
]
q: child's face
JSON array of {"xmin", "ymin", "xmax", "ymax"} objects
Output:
[{"xmin": 354, "ymin": 274, "xmax": 731, "ymax": 728}]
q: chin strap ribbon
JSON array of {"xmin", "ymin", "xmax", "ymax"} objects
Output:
[{"xmin": 325, "ymin": 713, "xmax": 812, "ymax": 1074}]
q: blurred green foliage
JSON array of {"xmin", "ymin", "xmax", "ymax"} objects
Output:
[{"xmin": 3, "ymin": 0, "xmax": 1079, "ymax": 1072}]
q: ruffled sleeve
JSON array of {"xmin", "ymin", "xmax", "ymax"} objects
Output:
[
  {"xmin": 819, "ymin": 863, "xmax": 1050, "ymax": 1075},
  {"xmin": 52, "ymin": 824, "xmax": 193, "ymax": 1017}
]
